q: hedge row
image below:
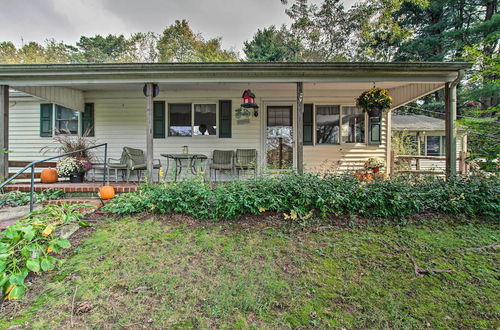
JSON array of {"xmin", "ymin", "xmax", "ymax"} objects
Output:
[{"xmin": 103, "ymin": 174, "xmax": 500, "ymax": 220}]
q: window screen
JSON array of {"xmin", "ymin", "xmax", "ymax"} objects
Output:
[
  {"xmin": 194, "ymin": 104, "xmax": 216, "ymax": 136},
  {"xmin": 55, "ymin": 105, "xmax": 79, "ymax": 134},
  {"xmin": 168, "ymin": 103, "xmax": 192, "ymax": 136},
  {"xmin": 342, "ymin": 106, "xmax": 365, "ymax": 143},
  {"xmin": 316, "ymin": 105, "xmax": 340, "ymax": 144}
]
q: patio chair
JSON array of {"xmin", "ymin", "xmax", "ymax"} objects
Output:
[
  {"xmin": 123, "ymin": 147, "xmax": 161, "ymax": 183},
  {"xmin": 235, "ymin": 149, "xmax": 257, "ymax": 178},
  {"xmin": 209, "ymin": 150, "xmax": 234, "ymax": 182},
  {"xmin": 107, "ymin": 148, "xmax": 128, "ymax": 182}
]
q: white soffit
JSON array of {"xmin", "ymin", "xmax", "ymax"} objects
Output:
[
  {"xmin": 389, "ymin": 83, "xmax": 444, "ymax": 109},
  {"xmin": 13, "ymin": 86, "xmax": 84, "ymax": 112}
]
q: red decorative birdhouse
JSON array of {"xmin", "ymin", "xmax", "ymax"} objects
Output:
[{"xmin": 241, "ymin": 89, "xmax": 259, "ymax": 109}]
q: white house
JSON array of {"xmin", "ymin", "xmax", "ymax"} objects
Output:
[{"xmin": 0, "ymin": 62, "xmax": 470, "ymax": 181}]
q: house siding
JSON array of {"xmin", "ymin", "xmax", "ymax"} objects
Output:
[{"xmin": 8, "ymin": 88, "xmax": 391, "ymax": 175}]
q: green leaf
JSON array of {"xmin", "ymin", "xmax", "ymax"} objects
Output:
[
  {"xmin": 26, "ymin": 258, "xmax": 40, "ymax": 273},
  {"xmin": 9, "ymin": 271, "xmax": 28, "ymax": 285},
  {"xmin": 20, "ymin": 226, "xmax": 36, "ymax": 241},
  {"xmin": 0, "ymin": 261, "xmax": 6, "ymax": 274},
  {"xmin": 78, "ymin": 220, "xmax": 91, "ymax": 227},
  {"xmin": 0, "ymin": 274, "xmax": 9, "ymax": 287},
  {"xmin": 40, "ymin": 257, "xmax": 56, "ymax": 272},
  {"xmin": 7, "ymin": 285, "xmax": 25, "ymax": 300},
  {"xmin": 55, "ymin": 238, "xmax": 71, "ymax": 249}
]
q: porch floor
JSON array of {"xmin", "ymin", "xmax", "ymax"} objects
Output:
[{"xmin": 2, "ymin": 181, "xmax": 140, "ymax": 193}]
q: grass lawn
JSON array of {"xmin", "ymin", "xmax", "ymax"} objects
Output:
[{"xmin": 1, "ymin": 215, "xmax": 498, "ymax": 328}]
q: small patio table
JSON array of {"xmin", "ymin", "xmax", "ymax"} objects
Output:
[{"xmin": 161, "ymin": 154, "xmax": 208, "ymax": 181}]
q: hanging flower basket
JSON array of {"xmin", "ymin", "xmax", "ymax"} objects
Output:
[{"xmin": 356, "ymin": 88, "xmax": 393, "ymax": 117}]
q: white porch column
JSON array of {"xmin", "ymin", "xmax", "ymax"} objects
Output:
[
  {"xmin": 386, "ymin": 110, "xmax": 392, "ymax": 175},
  {"xmin": 445, "ymin": 82, "xmax": 457, "ymax": 178},
  {"xmin": 296, "ymin": 82, "xmax": 304, "ymax": 174},
  {"xmin": 145, "ymin": 83, "xmax": 154, "ymax": 182},
  {"xmin": 0, "ymin": 85, "xmax": 8, "ymax": 180}
]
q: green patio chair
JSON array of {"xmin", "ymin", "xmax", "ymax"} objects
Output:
[
  {"xmin": 209, "ymin": 150, "xmax": 234, "ymax": 182},
  {"xmin": 123, "ymin": 147, "xmax": 161, "ymax": 183},
  {"xmin": 107, "ymin": 148, "xmax": 128, "ymax": 182},
  {"xmin": 235, "ymin": 149, "xmax": 257, "ymax": 178}
]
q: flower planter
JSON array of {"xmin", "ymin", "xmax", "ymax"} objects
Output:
[
  {"xmin": 367, "ymin": 107, "xmax": 382, "ymax": 118},
  {"xmin": 69, "ymin": 173, "xmax": 84, "ymax": 183}
]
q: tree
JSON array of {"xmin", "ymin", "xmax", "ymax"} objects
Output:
[
  {"xmin": 0, "ymin": 42, "xmax": 19, "ymax": 64},
  {"xmin": 243, "ymin": 25, "xmax": 301, "ymax": 61},
  {"xmin": 126, "ymin": 32, "xmax": 159, "ymax": 63},
  {"xmin": 157, "ymin": 20, "xmax": 198, "ymax": 62},
  {"xmin": 73, "ymin": 34, "xmax": 131, "ymax": 63},
  {"xmin": 157, "ymin": 20, "xmax": 237, "ymax": 62},
  {"xmin": 0, "ymin": 39, "xmax": 71, "ymax": 64}
]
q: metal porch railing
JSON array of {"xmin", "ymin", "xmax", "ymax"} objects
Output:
[{"xmin": 0, "ymin": 143, "xmax": 108, "ymax": 212}]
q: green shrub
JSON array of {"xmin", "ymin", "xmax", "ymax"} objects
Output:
[
  {"xmin": 0, "ymin": 203, "xmax": 88, "ymax": 300},
  {"xmin": 103, "ymin": 174, "xmax": 500, "ymax": 220},
  {"xmin": 0, "ymin": 189, "xmax": 63, "ymax": 208}
]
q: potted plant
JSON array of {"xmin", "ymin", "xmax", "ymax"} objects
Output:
[
  {"xmin": 364, "ymin": 157, "xmax": 385, "ymax": 174},
  {"xmin": 356, "ymin": 88, "xmax": 393, "ymax": 117},
  {"xmin": 57, "ymin": 157, "xmax": 85, "ymax": 183}
]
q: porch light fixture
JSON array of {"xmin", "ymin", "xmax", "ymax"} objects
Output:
[
  {"xmin": 241, "ymin": 89, "xmax": 259, "ymax": 117},
  {"xmin": 143, "ymin": 84, "xmax": 160, "ymax": 98}
]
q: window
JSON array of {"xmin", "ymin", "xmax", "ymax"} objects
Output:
[
  {"xmin": 342, "ymin": 106, "xmax": 365, "ymax": 143},
  {"xmin": 268, "ymin": 106, "xmax": 292, "ymax": 126},
  {"xmin": 168, "ymin": 103, "xmax": 192, "ymax": 136},
  {"xmin": 81, "ymin": 103, "xmax": 95, "ymax": 137},
  {"xmin": 55, "ymin": 105, "xmax": 79, "ymax": 135},
  {"xmin": 426, "ymin": 136, "xmax": 445, "ymax": 156},
  {"xmin": 368, "ymin": 117, "xmax": 381, "ymax": 144},
  {"xmin": 316, "ymin": 105, "xmax": 340, "ymax": 144},
  {"xmin": 194, "ymin": 104, "xmax": 216, "ymax": 135}
]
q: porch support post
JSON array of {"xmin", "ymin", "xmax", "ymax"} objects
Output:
[
  {"xmin": 386, "ymin": 110, "xmax": 392, "ymax": 175},
  {"xmin": 296, "ymin": 82, "xmax": 304, "ymax": 174},
  {"xmin": 0, "ymin": 85, "xmax": 8, "ymax": 180},
  {"xmin": 146, "ymin": 83, "xmax": 154, "ymax": 182},
  {"xmin": 445, "ymin": 82, "xmax": 457, "ymax": 178}
]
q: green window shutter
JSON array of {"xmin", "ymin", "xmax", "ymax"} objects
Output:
[
  {"xmin": 219, "ymin": 100, "xmax": 232, "ymax": 138},
  {"xmin": 40, "ymin": 104, "xmax": 53, "ymax": 137},
  {"xmin": 153, "ymin": 101, "xmax": 166, "ymax": 138},
  {"xmin": 303, "ymin": 104, "xmax": 313, "ymax": 145},
  {"xmin": 368, "ymin": 117, "xmax": 381, "ymax": 145},
  {"xmin": 81, "ymin": 103, "xmax": 95, "ymax": 136}
]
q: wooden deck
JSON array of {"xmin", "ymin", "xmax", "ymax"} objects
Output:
[{"xmin": 2, "ymin": 181, "xmax": 140, "ymax": 193}]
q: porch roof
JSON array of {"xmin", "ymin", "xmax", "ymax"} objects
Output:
[{"xmin": 0, "ymin": 62, "xmax": 472, "ymax": 86}]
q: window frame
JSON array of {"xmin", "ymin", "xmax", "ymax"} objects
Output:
[
  {"xmin": 193, "ymin": 102, "xmax": 218, "ymax": 137},
  {"xmin": 41, "ymin": 103, "xmax": 83, "ymax": 138},
  {"xmin": 55, "ymin": 104, "xmax": 80, "ymax": 136},
  {"xmin": 315, "ymin": 104, "xmax": 341, "ymax": 145},
  {"xmin": 312, "ymin": 104, "xmax": 372, "ymax": 146},
  {"xmin": 424, "ymin": 135, "xmax": 446, "ymax": 156},
  {"xmin": 167, "ymin": 102, "xmax": 219, "ymax": 138}
]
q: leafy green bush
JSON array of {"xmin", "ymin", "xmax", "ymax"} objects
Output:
[
  {"xmin": 0, "ymin": 189, "xmax": 63, "ymax": 209},
  {"xmin": 0, "ymin": 203, "xmax": 87, "ymax": 300},
  {"xmin": 104, "ymin": 174, "xmax": 500, "ymax": 220}
]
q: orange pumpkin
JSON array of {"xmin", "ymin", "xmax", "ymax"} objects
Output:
[
  {"xmin": 99, "ymin": 185, "xmax": 115, "ymax": 200},
  {"xmin": 40, "ymin": 168, "xmax": 58, "ymax": 183}
]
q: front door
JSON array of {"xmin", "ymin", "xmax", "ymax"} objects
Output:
[{"xmin": 266, "ymin": 106, "xmax": 293, "ymax": 169}]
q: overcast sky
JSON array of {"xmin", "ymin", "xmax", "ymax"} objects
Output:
[{"xmin": 0, "ymin": 0, "xmax": 357, "ymax": 53}]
